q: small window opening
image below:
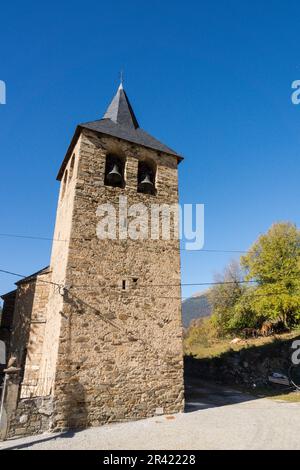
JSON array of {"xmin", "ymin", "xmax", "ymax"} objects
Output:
[
  {"xmin": 104, "ymin": 154, "xmax": 125, "ymax": 188},
  {"xmin": 137, "ymin": 161, "xmax": 156, "ymax": 195},
  {"xmin": 122, "ymin": 280, "xmax": 126, "ymax": 290}
]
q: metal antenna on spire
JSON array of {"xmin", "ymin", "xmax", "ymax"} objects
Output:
[{"xmin": 119, "ymin": 70, "xmax": 124, "ymax": 88}]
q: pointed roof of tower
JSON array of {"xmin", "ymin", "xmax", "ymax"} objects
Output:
[
  {"xmin": 103, "ymin": 83, "xmax": 139, "ymax": 129},
  {"xmin": 57, "ymin": 83, "xmax": 183, "ymax": 180}
]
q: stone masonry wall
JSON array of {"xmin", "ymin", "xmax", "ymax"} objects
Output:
[
  {"xmin": 1, "ymin": 271, "xmax": 52, "ymax": 439},
  {"xmin": 9, "ymin": 283, "xmax": 36, "ymax": 366},
  {"xmin": 50, "ymin": 130, "xmax": 184, "ymax": 430},
  {"xmin": 19, "ymin": 270, "xmax": 51, "ymax": 398},
  {"xmin": 0, "ymin": 290, "xmax": 16, "ymax": 384},
  {"xmin": 6, "ymin": 396, "xmax": 53, "ymax": 439},
  {"xmin": 36, "ymin": 138, "xmax": 81, "ymax": 398},
  {"xmin": 9, "ymin": 269, "xmax": 51, "ymax": 382}
]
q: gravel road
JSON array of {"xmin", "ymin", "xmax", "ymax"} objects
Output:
[{"xmin": 1, "ymin": 379, "xmax": 300, "ymax": 450}]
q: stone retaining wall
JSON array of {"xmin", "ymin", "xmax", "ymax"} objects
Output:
[{"xmin": 185, "ymin": 335, "xmax": 299, "ymax": 389}]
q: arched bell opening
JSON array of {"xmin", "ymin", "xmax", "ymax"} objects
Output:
[
  {"xmin": 68, "ymin": 153, "xmax": 75, "ymax": 182},
  {"xmin": 104, "ymin": 154, "xmax": 126, "ymax": 188},
  {"xmin": 137, "ymin": 160, "xmax": 156, "ymax": 196},
  {"xmin": 61, "ymin": 169, "xmax": 68, "ymax": 199}
]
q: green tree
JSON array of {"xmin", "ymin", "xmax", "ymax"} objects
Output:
[
  {"xmin": 229, "ymin": 286, "xmax": 260, "ymax": 330},
  {"xmin": 241, "ymin": 222, "xmax": 300, "ymax": 327},
  {"xmin": 209, "ymin": 261, "xmax": 247, "ymax": 335}
]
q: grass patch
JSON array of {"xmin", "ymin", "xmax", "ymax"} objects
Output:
[
  {"xmin": 184, "ymin": 320, "xmax": 300, "ymax": 400},
  {"xmin": 184, "ymin": 324, "xmax": 300, "ymax": 360},
  {"xmin": 270, "ymin": 391, "xmax": 300, "ymax": 402},
  {"xmin": 251, "ymin": 385, "xmax": 300, "ymax": 402}
]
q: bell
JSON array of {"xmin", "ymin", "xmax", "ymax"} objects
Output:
[
  {"xmin": 107, "ymin": 164, "xmax": 122, "ymax": 185},
  {"xmin": 138, "ymin": 173, "xmax": 154, "ymax": 194}
]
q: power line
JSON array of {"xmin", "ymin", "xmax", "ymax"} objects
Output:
[
  {"xmin": 0, "ymin": 269, "xmax": 25, "ymax": 278},
  {"xmin": 0, "ymin": 233, "xmax": 67, "ymax": 242},
  {"xmin": 0, "ymin": 269, "xmax": 63, "ymax": 289},
  {"xmin": 0, "ymin": 232, "xmax": 247, "ymax": 253},
  {"xmin": 0, "ymin": 268, "xmax": 256, "ymax": 288},
  {"xmin": 67, "ymin": 287, "xmax": 299, "ymax": 301},
  {"xmin": 1, "ymin": 267, "xmax": 298, "ymax": 290},
  {"xmin": 0, "ymin": 268, "xmax": 298, "ymax": 304},
  {"xmin": 71, "ymin": 280, "xmax": 257, "ymax": 289},
  {"xmin": 0, "ymin": 269, "xmax": 255, "ymax": 304}
]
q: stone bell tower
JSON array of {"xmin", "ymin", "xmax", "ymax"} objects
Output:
[{"xmin": 37, "ymin": 83, "xmax": 184, "ymax": 430}]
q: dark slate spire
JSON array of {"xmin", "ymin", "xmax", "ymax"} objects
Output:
[
  {"xmin": 57, "ymin": 83, "xmax": 183, "ymax": 180},
  {"xmin": 103, "ymin": 83, "xmax": 139, "ymax": 129}
]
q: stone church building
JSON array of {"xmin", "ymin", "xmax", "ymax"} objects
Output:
[{"xmin": 0, "ymin": 83, "xmax": 184, "ymax": 438}]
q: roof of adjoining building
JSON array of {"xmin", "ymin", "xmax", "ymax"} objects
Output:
[
  {"xmin": 57, "ymin": 83, "xmax": 183, "ymax": 180},
  {"xmin": 1, "ymin": 266, "xmax": 51, "ymax": 300},
  {"xmin": 1, "ymin": 289, "xmax": 17, "ymax": 300},
  {"xmin": 15, "ymin": 266, "xmax": 50, "ymax": 286}
]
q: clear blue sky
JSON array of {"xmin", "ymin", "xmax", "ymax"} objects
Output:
[{"xmin": 1, "ymin": 0, "xmax": 300, "ymax": 300}]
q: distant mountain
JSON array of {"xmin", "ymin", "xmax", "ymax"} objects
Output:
[{"xmin": 181, "ymin": 292, "xmax": 212, "ymax": 328}]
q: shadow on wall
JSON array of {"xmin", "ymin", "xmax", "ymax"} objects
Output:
[
  {"xmin": 57, "ymin": 380, "xmax": 88, "ymax": 430},
  {"xmin": 9, "ymin": 282, "xmax": 36, "ymax": 369},
  {"xmin": 53, "ymin": 292, "xmax": 88, "ymax": 430}
]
